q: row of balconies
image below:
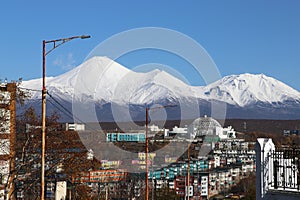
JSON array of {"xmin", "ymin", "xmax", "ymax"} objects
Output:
[{"xmin": 213, "ymin": 149, "xmax": 255, "ymax": 155}]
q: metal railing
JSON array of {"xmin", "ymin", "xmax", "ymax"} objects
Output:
[{"xmin": 271, "ymin": 148, "xmax": 300, "ymax": 191}]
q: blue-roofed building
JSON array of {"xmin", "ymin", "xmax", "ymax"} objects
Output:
[{"xmin": 106, "ymin": 132, "xmax": 145, "ymax": 142}]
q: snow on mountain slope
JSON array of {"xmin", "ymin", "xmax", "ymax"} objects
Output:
[
  {"xmin": 202, "ymin": 73, "xmax": 300, "ymax": 106},
  {"xmin": 21, "ymin": 56, "xmax": 300, "ymax": 108},
  {"xmin": 22, "ymin": 56, "xmax": 131, "ymax": 101},
  {"xmin": 22, "ymin": 56, "xmax": 196, "ymax": 104},
  {"xmin": 109, "ymin": 69, "xmax": 197, "ymax": 104}
]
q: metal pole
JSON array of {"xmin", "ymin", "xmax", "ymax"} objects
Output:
[
  {"xmin": 144, "ymin": 104, "xmax": 176, "ymax": 200},
  {"xmin": 187, "ymin": 144, "xmax": 190, "ymax": 200},
  {"xmin": 105, "ymin": 185, "xmax": 108, "ymax": 200},
  {"xmin": 152, "ymin": 163, "xmax": 154, "ymax": 200},
  {"xmin": 40, "ymin": 35, "xmax": 90, "ymax": 200},
  {"xmin": 97, "ymin": 182, "xmax": 100, "ymax": 200},
  {"xmin": 145, "ymin": 107, "xmax": 149, "ymax": 200},
  {"xmin": 41, "ymin": 40, "xmax": 46, "ymax": 200}
]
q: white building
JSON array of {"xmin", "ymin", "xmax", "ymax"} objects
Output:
[
  {"xmin": 64, "ymin": 123, "xmax": 85, "ymax": 131},
  {"xmin": 213, "ymin": 139, "xmax": 256, "ymax": 167},
  {"xmin": 188, "ymin": 116, "xmax": 236, "ymax": 140},
  {"xmin": 200, "ymin": 175, "xmax": 209, "ymax": 197},
  {"xmin": 148, "ymin": 124, "xmax": 162, "ymax": 132},
  {"xmin": 55, "ymin": 181, "xmax": 67, "ymax": 200},
  {"xmin": 164, "ymin": 116, "xmax": 236, "ymax": 141},
  {"xmin": 167, "ymin": 126, "xmax": 188, "ymax": 138},
  {"xmin": 217, "ymin": 126, "xmax": 236, "ymax": 140}
]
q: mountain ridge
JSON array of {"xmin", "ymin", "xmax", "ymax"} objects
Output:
[{"xmin": 21, "ymin": 56, "xmax": 300, "ymax": 121}]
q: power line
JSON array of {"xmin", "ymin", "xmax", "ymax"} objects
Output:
[
  {"xmin": 46, "ymin": 91, "xmax": 99, "ymax": 131},
  {"xmin": 18, "ymin": 87, "xmax": 42, "ymax": 92},
  {"xmin": 47, "ymin": 98, "xmax": 74, "ymax": 121},
  {"xmin": 46, "ymin": 92, "xmax": 75, "ymax": 120},
  {"xmin": 46, "ymin": 92, "xmax": 85, "ymax": 125},
  {"xmin": 15, "ymin": 87, "xmax": 99, "ymax": 132}
]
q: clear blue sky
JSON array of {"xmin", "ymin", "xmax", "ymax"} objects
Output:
[{"xmin": 1, "ymin": 1, "xmax": 300, "ymax": 90}]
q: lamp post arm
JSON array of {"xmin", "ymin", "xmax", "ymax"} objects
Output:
[
  {"xmin": 40, "ymin": 34, "xmax": 90, "ymax": 200},
  {"xmin": 45, "ymin": 35, "xmax": 90, "ymax": 56}
]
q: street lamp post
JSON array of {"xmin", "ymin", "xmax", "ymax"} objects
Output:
[
  {"xmin": 145, "ymin": 107, "xmax": 149, "ymax": 200},
  {"xmin": 41, "ymin": 35, "xmax": 90, "ymax": 200},
  {"xmin": 145, "ymin": 105, "xmax": 176, "ymax": 200}
]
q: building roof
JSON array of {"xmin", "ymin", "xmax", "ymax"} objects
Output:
[
  {"xmin": 188, "ymin": 115, "xmax": 222, "ymax": 136},
  {"xmin": 193, "ymin": 116, "xmax": 222, "ymax": 129}
]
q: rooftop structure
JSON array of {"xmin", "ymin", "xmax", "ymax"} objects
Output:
[
  {"xmin": 189, "ymin": 115, "xmax": 222, "ymax": 137},
  {"xmin": 187, "ymin": 116, "xmax": 236, "ymax": 140},
  {"xmin": 106, "ymin": 132, "xmax": 145, "ymax": 142}
]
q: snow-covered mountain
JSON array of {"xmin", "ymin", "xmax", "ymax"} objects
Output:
[
  {"xmin": 23, "ymin": 56, "xmax": 197, "ymax": 104},
  {"xmin": 21, "ymin": 56, "xmax": 300, "ymax": 121},
  {"xmin": 202, "ymin": 73, "xmax": 300, "ymax": 107}
]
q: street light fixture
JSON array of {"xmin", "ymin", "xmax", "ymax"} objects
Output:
[
  {"xmin": 41, "ymin": 35, "xmax": 90, "ymax": 200},
  {"xmin": 145, "ymin": 104, "xmax": 176, "ymax": 200}
]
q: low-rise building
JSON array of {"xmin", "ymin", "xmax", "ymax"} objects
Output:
[
  {"xmin": 106, "ymin": 132, "xmax": 145, "ymax": 142},
  {"xmin": 167, "ymin": 126, "xmax": 188, "ymax": 138},
  {"xmin": 64, "ymin": 123, "xmax": 85, "ymax": 131}
]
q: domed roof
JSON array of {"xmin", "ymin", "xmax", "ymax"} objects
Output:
[
  {"xmin": 192, "ymin": 115, "xmax": 222, "ymax": 129},
  {"xmin": 188, "ymin": 115, "xmax": 222, "ymax": 136}
]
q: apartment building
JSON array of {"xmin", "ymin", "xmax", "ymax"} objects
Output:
[{"xmin": 0, "ymin": 83, "xmax": 16, "ymax": 200}]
